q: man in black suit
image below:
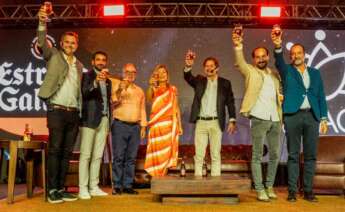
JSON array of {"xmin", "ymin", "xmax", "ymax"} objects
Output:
[
  {"xmin": 183, "ymin": 50, "xmax": 237, "ymax": 176},
  {"xmin": 78, "ymin": 51, "xmax": 112, "ymax": 199}
]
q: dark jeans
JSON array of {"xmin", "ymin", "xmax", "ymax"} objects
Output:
[
  {"xmin": 111, "ymin": 119, "xmax": 140, "ymax": 189},
  {"xmin": 47, "ymin": 109, "xmax": 79, "ymax": 191},
  {"xmin": 284, "ymin": 110, "xmax": 319, "ymax": 193}
]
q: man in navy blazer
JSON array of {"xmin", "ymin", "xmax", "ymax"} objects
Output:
[
  {"xmin": 78, "ymin": 51, "xmax": 112, "ymax": 199},
  {"xmin": 271, "ymin": 28, "xmax": 328, "ymax": 202}
]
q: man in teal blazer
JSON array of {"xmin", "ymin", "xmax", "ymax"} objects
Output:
[{"xmin": 271, "ymin": 28, "xmax": 328, "ymax": 203}]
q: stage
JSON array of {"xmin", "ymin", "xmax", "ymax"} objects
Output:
[{"xmin": 0, "ymin": 186, "xmax": 344, "ymax": 212}]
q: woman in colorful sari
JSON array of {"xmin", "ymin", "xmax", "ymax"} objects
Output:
[{"xmin": 144, "ymin": 64, "xmax": 183, "ymax": 177}]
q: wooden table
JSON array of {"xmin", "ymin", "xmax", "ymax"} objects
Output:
[
  {"xmin": 151, "ymin": 175, "xmax": 251, "ymax": 205},
  {"xmin": 0, "ymin": 140, "xmax": 46, "ymax": 204}
]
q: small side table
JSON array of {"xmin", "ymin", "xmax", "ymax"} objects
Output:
[{"xmin": 0, "ymin": 140, "xmax": 46, "ymax": 204}]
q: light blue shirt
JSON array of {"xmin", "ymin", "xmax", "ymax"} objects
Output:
[{"xmin": 297, "ymin": 66, "xmax": 311, "ymax": 109}]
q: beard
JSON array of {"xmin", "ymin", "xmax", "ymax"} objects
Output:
[
  {"xmin": 256, "ymin": 61, "xmax": 268, "ymax": 70},
  {"xmin": 94, "ymin": 64, "xmax": 105, "ymax": 71},
  {"xmin": 293, "ymin": 58, "xmax": 304, "ymax": 66}
]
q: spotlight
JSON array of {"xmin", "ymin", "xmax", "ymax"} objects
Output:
[
  {"xmin": 260, "ymin": 6, "xmax": 281, "ymax": 18},
  {"xmin": 103, "ymin": 5, "xmax": 125, "ymax": 17}
]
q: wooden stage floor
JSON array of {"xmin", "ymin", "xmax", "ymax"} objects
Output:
[{"xmin": 0, "ymin": 186, "xmax": 344, "ymax": 212}]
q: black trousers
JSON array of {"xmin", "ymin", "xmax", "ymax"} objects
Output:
[
  {"xmin": 46, "ymin": 108, "xmax": 79, "ymax": 191},
  {"xmin": 284, "ymin": 110, "xmax": 319, "ymax": 193}
]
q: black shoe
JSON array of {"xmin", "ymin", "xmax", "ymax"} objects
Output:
[
  {"xmin": 48, "ymin": 190, "xmax": 63, "ymax": 204},
  {"xmin": 122, "ymin": 188, "xmax": 138, "ymax": 195},
  {"xmin": 304, "ymin": 192, "xmax": 318, "ymax": 202},
  {"xmin": 287, "ymin": 192, "xmax": 297, "ymax": 202},
  {"xmin": 112, "ymin": 187, "xmax": 122, "ymax": 195},
  {"xmin": 58, "ymin": 190, "xmax": 78, "ymax": 202}
]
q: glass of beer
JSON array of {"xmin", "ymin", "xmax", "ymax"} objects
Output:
[{"xmin": 44, "ymin": 1, "xmax": 53, "ymax": 22}]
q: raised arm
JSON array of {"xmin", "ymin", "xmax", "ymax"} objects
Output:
[
  {"xmin": 271, "ymin": 26, "xmax": 288, "ymax": 79},
  {"xmin": 183, "ymin": 69, "xmax": 199, "ymax": 88},
  {"xmin": 37, "ymin": 6, "xmax": 54, "ymax": 60},
  {"xmin": 232, "ymin": 26, "xmax": 251, "ymax": 77},
  {"xmin": 183, "ymin": 50, "xmax": 198, "ymax": 88},
  {"xmin": 146, "ymin": 71, "xmax": 158, "ymax": 103}
]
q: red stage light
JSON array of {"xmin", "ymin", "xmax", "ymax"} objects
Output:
[
  {"xmin": 260, "ymin": 6, "xmax": 281, "ymax": 18},
  {"xmin": 103, "ymin": 5, "xmax": 125, "ymax": 16}
]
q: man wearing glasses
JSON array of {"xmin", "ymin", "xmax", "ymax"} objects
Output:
[{"xmin": 110, "ymin": 63, "xmax": 147, "ymax": 195}]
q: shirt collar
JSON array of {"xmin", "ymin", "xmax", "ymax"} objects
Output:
[
  {"xmin": 93, "ymin": 67, "xmax": 100, "ymax": 74},
  {"xmin": 62, "ymin": 52, "xmax": 76, "ymax": 65},
  {"xmin": 207, "ymin": 75, "xmax": 218, "ymax": 83},
  {"xmin": 295, "ymin": 64, "xmax": 308, "ymax": 74}
]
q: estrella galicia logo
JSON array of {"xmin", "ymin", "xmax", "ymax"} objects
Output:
[{"xmin": 30, "ymin": 35, "xmax": 56, "ymax": 60}]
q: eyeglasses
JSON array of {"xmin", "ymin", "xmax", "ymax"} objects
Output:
[{"xmin": 124, "ymin": 70, "xmax": 137, "ymax": 74}]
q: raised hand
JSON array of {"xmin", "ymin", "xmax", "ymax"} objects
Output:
[
  {"xmin": 119, "ymin": 79, "xmax": 129, "ymax": 91},
  {"xmin": 185, "ymin": 50, "xmax": 196, "ymax": 68},
  {"xmin": 232, "ymin": 25, "xmax": 243, "ymax": 46},
  {"xmin": 149, "ymin": 71, "xmax": 158, "ymax": 87},
  {"xmin": 37, "ymin": 6, "xmax": 48, "ymax": 23},
  {"xmin": 96, "ymin": 68, "xmax": 109, "ymax": 82},
  {"xmin": 271, "ymin": 24, "xmax": 283, "ymax": 49}
]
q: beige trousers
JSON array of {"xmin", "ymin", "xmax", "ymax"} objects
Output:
[
  {"xmin": 79, "ymin": 117, "xmax": 108, "ymax": 190},
  {"xmin": 194, "ymin": 120, "xmax": 222, "ymax": 176}
]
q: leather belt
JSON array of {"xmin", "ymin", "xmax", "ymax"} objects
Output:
[
  {"xmin": 197, "ymin": 116, "xmax": 218, "ymax": 121},
  {"xmin": 49, "ymin": 104, "xmax": 78, "ymax": 112},
  {"xmin": 114, "ymin": 118, "xmax": 139, "ymax": 126}
]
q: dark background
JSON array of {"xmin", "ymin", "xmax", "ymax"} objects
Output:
[{"xmin": 0, "ymin": 27, "xmax": 344, "ymax": 162}]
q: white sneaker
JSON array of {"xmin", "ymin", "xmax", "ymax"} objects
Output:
[
  {"xmin": 89, "ymin": 187, "xmax": 108, "ymax": 196},
  {"xmin": 78, "ymin": 189, "xmax": 91, "ymax": 200},
  {"xmin": 266, "ymin": 187, "xmax": 278, "ymax": 199},
  {"xmin": 257, "ymin": 189, "xmax": 270, "ymax": 202}
]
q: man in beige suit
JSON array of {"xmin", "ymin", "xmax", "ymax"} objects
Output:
[{"xmin": 232, "ymin": 26, "xmax": 283, "ymax": 202}]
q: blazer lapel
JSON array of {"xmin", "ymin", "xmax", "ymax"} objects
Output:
[
  {"xmin": 291, "ymin": 66, "xmax": 306, "ymax": 89},
  {"xmin": 90, "ymin": 69, "xmax": 97, "ymax": 80},
  {"xmin": 76, "ymin": 60, "xmax": 83, "ymax": 80},
  {"xmin": 200, "ymin": 77, "xmax": 207, "ymax": 98},
  {"xmin": 270, "ymin": 69, "xmax": 281, "ymax": 91},
  {"xmin": 307, "ymin": 67, "xmax": 315, "ymax": 90}
]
